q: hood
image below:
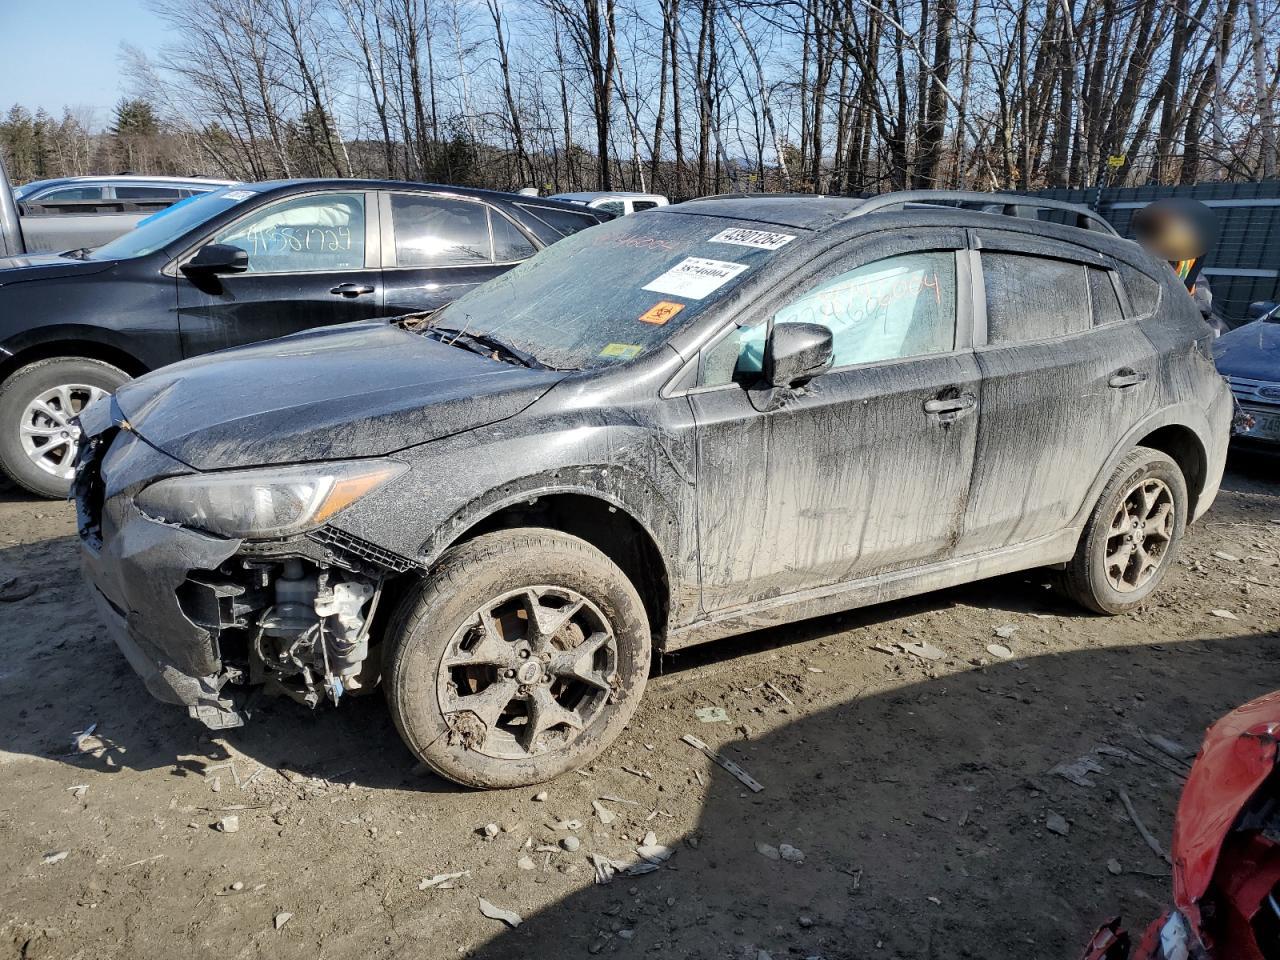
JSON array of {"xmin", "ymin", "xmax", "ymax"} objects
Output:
[
  {"xmin": 0, "ymin": 251, "xmax": 116, "ymax": 285},
  {"xmin": 1214, "ymin": 319, "xmax": 1280, "ymax": 384},
  {"xmin": 115, "ymin": 320, "xmax": 565, "ymax": 470}
]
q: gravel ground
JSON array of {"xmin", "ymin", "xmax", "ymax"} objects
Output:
[{"xmin": 1, "ymin": 446, "xmax": 1277, "ymax": 960}]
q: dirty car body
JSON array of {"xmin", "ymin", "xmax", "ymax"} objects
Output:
[
  {"xmin": 76, "ymin": 191, "xmax": 1233, "ymax": 786},
  {"xmin": 1083, "ymin": 691, "xmax": 1280, "ymax": 960}
]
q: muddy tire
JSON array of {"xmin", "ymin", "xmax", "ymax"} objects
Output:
[
  {"xmin": 384, "ymin": 528, "xmax": 651, "ymax": 789},
  {"xmin": 1060, "ymin": 446, "xmax": 1188, "ymax": 615},
  {"xmin": 0, "ymin": 357, "xmax": 129, "ymax": 499}
]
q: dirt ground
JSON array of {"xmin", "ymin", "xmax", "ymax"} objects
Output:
[{"xmin": 1, "ymin": 448, "xmax": 1278, "ymax": 960}]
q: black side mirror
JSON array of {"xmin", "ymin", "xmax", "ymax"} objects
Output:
[
  {"xmin": 183, "ymin": 242, "xmax": 248, "ymax": 275},
  {"xmin": 765, "ymin": 322, "xmax": 834, "ymax": 388}
]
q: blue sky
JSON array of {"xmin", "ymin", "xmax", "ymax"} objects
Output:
[{"xmin": 0, "ymin": 0, "xmax": 168, "ymax": 123}]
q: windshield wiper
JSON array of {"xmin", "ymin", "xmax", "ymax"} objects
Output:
[
  {"xmin": 426, "ymin": 326, "xmax": 548, "ymax": 369},
  {"xmin": 61, "ymin": 247, "xmax": 92, "ymax": 260}
]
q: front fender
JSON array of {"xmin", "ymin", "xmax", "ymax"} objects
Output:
[{"xmin": 328, "ymin": 415, "xmax": 698, "ymax": 621}]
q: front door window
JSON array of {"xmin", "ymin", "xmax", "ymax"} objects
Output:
[{"xmin": 212, "ymin": 193, "xmax": 366, "ymax": 274}]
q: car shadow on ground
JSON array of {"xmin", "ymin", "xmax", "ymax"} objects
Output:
[{"xmin": 457, "ymin": 632, "xmax": 1277, "ymax": 960}]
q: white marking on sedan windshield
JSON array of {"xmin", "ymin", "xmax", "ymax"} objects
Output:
[
  {"xmin": 707, "ymin": 228, "xmax": 796, "ymax": 250},
  {"xmin": 642, "ymin": 257, "xmax": 749, "ymax": 299}
]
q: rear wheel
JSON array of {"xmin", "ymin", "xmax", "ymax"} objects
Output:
[
  {"xmin": 1060, "ymin": 446, "xmax": 1187, "ymax": 614},
  {"xmin": 0, "ymin": 357, "xmax": 129, "ymax": 498},
  {"xmin": 384, "ymin": 528, "xmax": 651, "ymax": 788}
]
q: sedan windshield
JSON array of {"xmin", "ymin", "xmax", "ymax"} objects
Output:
[
  {"xmin": 428, "ymin": 210, "xmax": 796, "ymax": 369},
  {"xmin": 87, "ymin": 186, "xmax": 262, "ymax": 261}
]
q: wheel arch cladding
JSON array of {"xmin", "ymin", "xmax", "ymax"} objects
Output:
[
  {"xmin": 1135, "ymin": 423, "xmax": 1207, "ymax": 519},
  {"xmin": 431, "ymin": 489, "xmax": 672, "ymax": 645}
]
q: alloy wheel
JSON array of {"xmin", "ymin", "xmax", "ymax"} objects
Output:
[
  {"xmin": 1104, "ymin": 477, "xmax": 1175, "ymax": 592},
  {"xmin": 436, "ymin": 586, "xmax": 619, "ymax": 760},
  {"xmin": 18, "ymin": 383, "xmax": 107, "ymax": 480}
]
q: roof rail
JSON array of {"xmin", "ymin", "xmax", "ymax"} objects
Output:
[{"xmin": 847, "ymin": 190, "xmax": 1118, "ymax": 236}]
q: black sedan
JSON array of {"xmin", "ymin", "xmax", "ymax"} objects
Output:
[{"xmin": 0, "ymin": 180, "xmax": 609, "ymax": 497}]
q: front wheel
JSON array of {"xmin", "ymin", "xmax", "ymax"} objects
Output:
[
  {"xmin": 384, "ymin": 528, "xmax": 651, "ymax": 789},
  {"xmin": 0, "ymin": 357, "xmax": 130, "ymax": 499},
  {"xmin": 1060, "ymin": 446, "xmax": 1188, "ymax": 615}
]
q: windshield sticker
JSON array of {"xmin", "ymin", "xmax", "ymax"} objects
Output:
[
  {"xmin": 638, "ymin": 301, "xmax": 685, "ymax": 326},
  {"xmin": 643, "ymin": 257, "xmax": 749, "ymax": 300},
  {"xmin": 222, "ymin": 189, "xmax": 256, "ymax": 201},
  {"xmin": 599, "ymin": 343, "xmax": 643, "ymax": 360},
  {"xmin": 708, "ymin": 227, "xmax": 796, "ymax": 250}
]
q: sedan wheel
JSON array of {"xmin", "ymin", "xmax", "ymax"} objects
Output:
[
  {"xmin": 19, "ymin": 383, "xmax": 109, "ymax": 481},
  {"xmin": 0, "ymin": 357, "xmax": 129, "ymax": 499}
]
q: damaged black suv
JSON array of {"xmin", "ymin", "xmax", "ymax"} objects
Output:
[{"xmin": 76, "ymin": 191, "xmax": 1231, "ymax": 788}]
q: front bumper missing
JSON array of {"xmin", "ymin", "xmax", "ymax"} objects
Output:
[{"xmin": 81, "ymin": 495, "xmax": 249, "ymax": 728}]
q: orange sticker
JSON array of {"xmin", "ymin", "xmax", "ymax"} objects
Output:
[{"xmin": 639, "ymin": 300, "xmax": 685, "ymax": 326}]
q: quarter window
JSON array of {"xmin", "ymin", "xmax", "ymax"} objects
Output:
[
  {"xmin": 490, "ymin": 210, "xmax": 536, "ymax": 261},
  {"xmin": 515, "ymin": 203, "xmax": 599, "ymax": 238},
  {"xmin": 391, "ymin": 194, "xmax": 491, "ymax": 267},
  {"xmin": 1088, "ymin": 267, "xmax": 1124, "ymax": 325},
  {"xmin": 982, "ymin": 253, "xmax": 1090, "ymax": 343},
  {"xmin": 698, "ymin": 251, "xmax": 958, "ymax": 386},
  {"xmin": 212, "ymin": 193, "xmax": 366, "ymax": 274},
  {"xmin": 1117, "ymin": 263, "xmax": 1161, "ymax": 318}
]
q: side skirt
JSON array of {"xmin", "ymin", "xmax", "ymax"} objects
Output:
[{"xmin": 663, "ymin": 528, "xmax": 1080, "ymax": 652}]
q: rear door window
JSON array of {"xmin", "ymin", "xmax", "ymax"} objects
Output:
[
  {"xmin": 981, "ymin": 253, "xmax": 1090, "ymax": 343},
  {"xmin": 30, "ymin": 185, "xmax": 105, "ymax": 205},
  {"xmin": 114, "ymin": 185, "xmax": 182, "ymax": 201},
  {"xmin": 1088, "ymin": 267, "xmax": 1124, "ymax": 325},
  {"xmin": 390, "ymin": 194, "xmax": 492, "ymax": 267}
]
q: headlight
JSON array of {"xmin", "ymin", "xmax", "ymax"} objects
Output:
[{"xmin": 135, "ymin": 460, "xmax": 407, "ymax": 539}]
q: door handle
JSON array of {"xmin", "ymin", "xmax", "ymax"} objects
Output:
[
  {"xmin": 923, "ymin": 393, "xmax": 977, "ymax": 422},
  {"xmin": 330, "ymin": 282, "xmax": 375, "ymax": 298},
  {"xmin": 1108, "ymin": 368, "xmax": 1148, "ymax": 389}
]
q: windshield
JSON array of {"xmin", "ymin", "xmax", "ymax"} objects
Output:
[
  {"xmin": 87, "ymin": 186, "xmax": 262, "ymax": 260},
  {"xmin": 429, "ymin": 210, "xmax": 795, "ymax": 369}
]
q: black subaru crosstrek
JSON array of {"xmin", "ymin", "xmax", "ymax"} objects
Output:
[
  {"xmin": 0, "ymin": 179, "xmax": 608, "ymax": 497},
  {"xmin": 75, "ymin": 191, "xmax": 1231, "ymax": 788}
]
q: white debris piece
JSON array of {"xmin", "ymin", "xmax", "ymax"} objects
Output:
[
  {"xmin": 478, "ymin": 897, "xmax": 522, "ymax": 928},
  {"xmin": 418, "ymin": 870, "xmax": 469, "ymax": 890},
  {"xmin": 592, "ymin": 800, "xmax": 617, "ymax": 825}
]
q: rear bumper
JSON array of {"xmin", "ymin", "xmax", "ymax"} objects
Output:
[{"xmin": 1195, "ymin": 384, "xmax": 1233, "ymax": 522}]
